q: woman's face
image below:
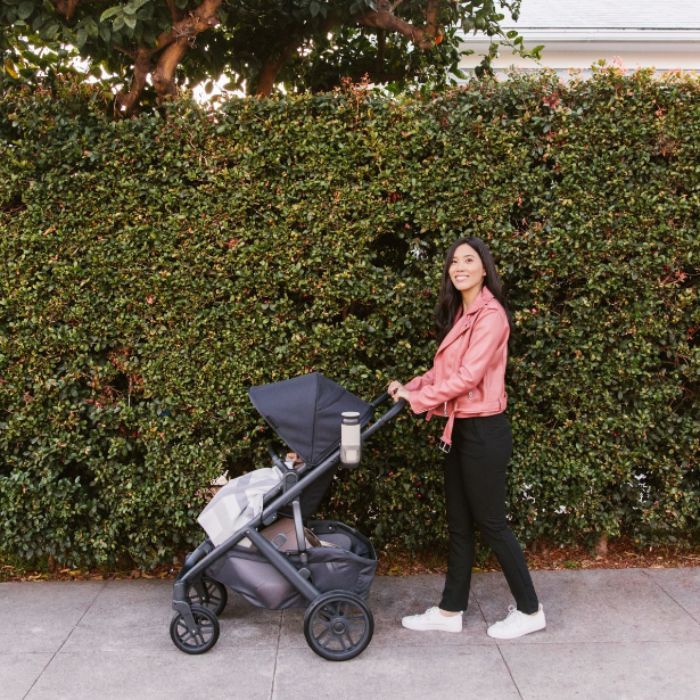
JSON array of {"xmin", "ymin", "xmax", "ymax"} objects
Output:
[{"xmin": 449, "ymin": 243, "xmax": 486, "ymax": 295}]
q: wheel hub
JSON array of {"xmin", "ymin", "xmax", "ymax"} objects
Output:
[{"xmin": 331, "ymin": 619, "xmax": 347, "ymax": 635}]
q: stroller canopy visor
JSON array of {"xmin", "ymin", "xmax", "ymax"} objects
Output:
[{"xmin": 249, "ymin": 373, "xmax": 373, "ymax": 467}]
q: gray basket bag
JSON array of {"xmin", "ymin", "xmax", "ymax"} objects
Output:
[{"xmin": 205, "ymin": 518, "xmax": 377, "ymax": 610}]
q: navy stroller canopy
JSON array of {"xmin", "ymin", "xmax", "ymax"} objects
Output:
[{"xmin": 249, "ymin": 373, "xmax": 373, "ymax": 467}]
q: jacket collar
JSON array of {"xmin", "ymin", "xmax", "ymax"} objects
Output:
[
  {"xmin": 436, "ymin": 286, "xmax": 495, "ymax": 354},
  {"xmin": 465, "ymin": 285, "xmax": 495, "ymax": 316}
]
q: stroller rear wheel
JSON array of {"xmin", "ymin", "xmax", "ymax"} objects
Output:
[
  {"xmin": 303, "ymin": 591, "xmax": 374, "ymax": 661},
  {"xmin": 170, "ymin": 604, "xmax": 220, "ymax": 654},
  {"xmin": 187, "ymin": 576, "xmax": 228, "ymax": 616}
]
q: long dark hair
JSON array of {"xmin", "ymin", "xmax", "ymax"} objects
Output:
[{"xmin": 434, "ymin": 237, "xmax": 513, "ymax": 344}]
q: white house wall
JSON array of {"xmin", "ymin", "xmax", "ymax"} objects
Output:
[{"xmin": 458, "ymin": 0, "xmax": 700, "ymax": 76}]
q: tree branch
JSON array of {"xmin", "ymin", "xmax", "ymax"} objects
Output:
[
  {"xmin": 425, "ymin": 0, "xmax": 440, "ymax": 37},
  {"xmin": 116, "ymin": 48, "xmax": 153, "ymax": 116},
  {"xmin": 152, "ymin": 0, "xmax": 222, "ymax": 54},
  {"xmin": 115, "ymin": 0, "xmax": 222, "ymax": 112},
  {"xmin": 255, "ymin": 38, "xmax": 307, "ymax": 97},
  {"xmin": 358, "ymin": 0, "xmax": 441, "ymax": 51},
  {"xmin": 377, "ymin": 29, "xmax": 386, "ymax": 74},
  {"xmin": 255, "ymin": 16, "xmax": 338, "ymax": 97},
  {"xmin": 152, "ymin": 37, "xmax": 189, "ymax": 97},
  {"xmin": 52, "ymin": 0, "xmax": 81, "ymax": 21},
  {"xmin": 165, "ymin": 0, "xmax": 183, "ymax": 24}
]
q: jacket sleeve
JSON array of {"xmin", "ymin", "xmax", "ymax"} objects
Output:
[
  {"xmin": 403, "ymin": 366, "xmax": 436, "ymax": 393},
  {"xmin": 406, "ymin": 309, "xmax": 508, "ymax": 414}
]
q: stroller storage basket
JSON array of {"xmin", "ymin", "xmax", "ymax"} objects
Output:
[{"xmin": 205, "ymin": 520, "xmax": 377, "ymax": 610}]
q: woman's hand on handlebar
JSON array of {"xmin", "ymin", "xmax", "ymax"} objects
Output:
[{"xmin": 387, "ymin": 380, "xmax": 409, "ymax": 403}]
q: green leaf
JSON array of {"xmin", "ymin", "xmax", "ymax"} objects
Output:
[
  {"xmin": 42, "ymin": 21, "xmax": 60, "ymax": 40},
  {"xmin": 127, "ymin": 0, "xmax": 151, "ymax": 11},
  {"xmin": 99, "ymin": 6, "xmax": 121, "ymax": 23},
  {"xmin": 17, "ymin": 1, "xmax": 35, "ymax": 20},
  {"xmin": 75, "ymin": 27, "xmax": 88, "ymax": 48},
  {"xmin": 3, "ymin": 59, "xmax": 19, "ymax": 79}
]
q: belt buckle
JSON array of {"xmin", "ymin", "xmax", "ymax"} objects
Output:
[{"xmin": 438, "ymin": 440, "xmax": 451, "ymax": 454}]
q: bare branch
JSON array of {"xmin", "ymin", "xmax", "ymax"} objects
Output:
[
  {"xmin": 116, "ymin": 48, "xmax": 153, "ymax": 116},
  {"xmin": 256, "ymin": 15, "xmax": 338, "ymax": 96},
  {"xmin": 377, "ymin": 28, "xmax": 386, "ymax": 73},
  {"xmin": 256, "ymin": 51, "xmax": 295, "ymax": 97},
  {"xmin": 144, "ymin": 0, "xmax": 222, "ymax": 98},
  {"xmin": 152, "ymin": 37, "xmax": 189, "ymax": 98},
  {"xmin": 165, "ymin": 0, "xmax": 183, "ymax": 24},
  {"xmin": 425, "ymin": 0, "xmax": 440, "ymax": 37},
  {"xmin": 358, "ymin": 0, "xmax": 441, "ymax": 51},
  {"xmin": 52, "ymin": 0, "xmax": 81, "ymax": 20},
  {"xmin": 113, "ymin": 44, "xmax": 139, "ymax": 60}
]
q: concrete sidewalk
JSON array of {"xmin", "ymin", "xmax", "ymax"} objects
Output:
[{"xmin": 1, "ymin": 568, "xmax": 699, "ymax": 700}]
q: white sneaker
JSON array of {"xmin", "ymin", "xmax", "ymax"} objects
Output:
[
  {"xmin": 401, "ymin": 606, "xmax": 463, "ymax": 633},
  {"xmin": 487, "ymin": 604, "xmax": 546, "ymax": 639}
]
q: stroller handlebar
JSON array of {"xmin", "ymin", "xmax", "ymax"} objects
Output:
[
  {"xmin": 369, "ymin": 391, "xmax": 390, "ymax": 410},
  {"xmin": 267, "ymin": 444, "xmax": 292, "ymax": 472},
  {"xmin": 362, "ymin": 396, "xmax": 406, "ymax": 442},
  {"xmin": 265, "ymin": 390, "xmax": 405, "ymax": 474}
]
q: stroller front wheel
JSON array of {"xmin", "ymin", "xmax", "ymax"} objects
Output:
[
  {"xmin": 303, "ymin": 590, "xmax": 374, "ymax": 661},
  {"xmin": 170, "ymin": 604, "xmax": 220, "ymax": 654}
]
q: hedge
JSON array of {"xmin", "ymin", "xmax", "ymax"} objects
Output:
[{"xmin": 0, "ymin": 68, "xmax": 698, "ymax": 569}]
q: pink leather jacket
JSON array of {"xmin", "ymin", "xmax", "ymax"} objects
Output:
[{"xmin": 404, "ymin": 286, "xmax": 509, "ymax": 446}]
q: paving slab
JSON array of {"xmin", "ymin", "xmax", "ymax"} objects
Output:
[
  {"xmin": 644, "ymin": 567, "xmax": 700, "ymax": 623},
  {"xmin": 2, "ymin": 568, "xmax": 698, "ymax": 700},
  {"xmin": 0, "ymin": 582, "xmax": 105, "ymax": 653},
  {"xmin": 278, "ymin": 575, "xmax": 490, "ymax": 650},
  {"xmin": 472, "ymin": 568, "xmax": 700, "ymax": 643},
  {"xmin": 208, "ymin": 601, "xmax": 282, "ymax": 651},
  {"xmin": 25, "ymin": 649, "xmax": 276, "ymax": 700},
  {"xmin": 60, "ymin": 580, "xmax": 174, "ymax": 654},
  {"xmin": 500, "ymin": 641, "xmax": 700, "ymax": 700},
  {"xmin": 272, "ymin": 644, "xmax": 520, "ymax": 700},
  {"xmin": 63, "ymin": 579, "xmax": 281, "ymax": 653},
  {"xmin": 0, "ymin": 653, "xmax": 53, "ymax": 700}
]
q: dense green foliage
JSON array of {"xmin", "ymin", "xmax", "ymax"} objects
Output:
[
  {"xmin": 1, "ymin": 0, "xmax": 535, "ymax": 113},
  {"xmin": 1, "ymin": 68, "xmax": 698, "ymax": 568}
]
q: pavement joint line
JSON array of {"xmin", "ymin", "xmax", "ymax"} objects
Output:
[
  {"xmin": 22, "ymin": 581, "xmax": 108, "ymax": 700},
  {"xmin": 641, "ymin": 569, "xmax": 700, "ymax": 627},
  {"xmin": 495, "ymin": 644, "xmax": 524, "ymax": 700},
  {"xmin": 269, "ymin": 611, "xmax": 283, "ymax": 700},
  {"xmin": 473, "ymin": 594, "xmax": 489, "ymax": 626}
]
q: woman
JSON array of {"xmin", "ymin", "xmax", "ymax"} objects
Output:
[{"xmin": 388, "ymin": 237, "xmax": 545, "ymax": 639}]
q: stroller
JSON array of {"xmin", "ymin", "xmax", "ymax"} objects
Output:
[{"xmin": 169, "ymin": 373, "xmax": 405, "ymax": 661}]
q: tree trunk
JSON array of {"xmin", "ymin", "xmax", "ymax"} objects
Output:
[
  {"xmin": 596, "ymin": 532, "xmax": 609, "ymax": 556},
  {"xmin": 116, "ymin": 49, "xmax": 153, "ymax": 117},
  {"xmin": 115, "ymin": 0, "xmax": 222, "ymax": 114}
]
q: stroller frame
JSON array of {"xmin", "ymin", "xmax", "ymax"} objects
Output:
[{"xmin": 170, "ymin": 390, "xmax": 405, "ymax": 661}]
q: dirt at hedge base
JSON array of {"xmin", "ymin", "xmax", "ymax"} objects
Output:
[
  {"xmin": 376, "ymin": 539, "xmax": 700, "ymax": 576},
  {"xmin": 2, "ymin": 538, "xmax": 699, "ymax": 582}
]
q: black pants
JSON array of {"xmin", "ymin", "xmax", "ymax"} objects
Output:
[{"xmin": 439, "ymin": 414, "xmax": 539, "ymax": 614}]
